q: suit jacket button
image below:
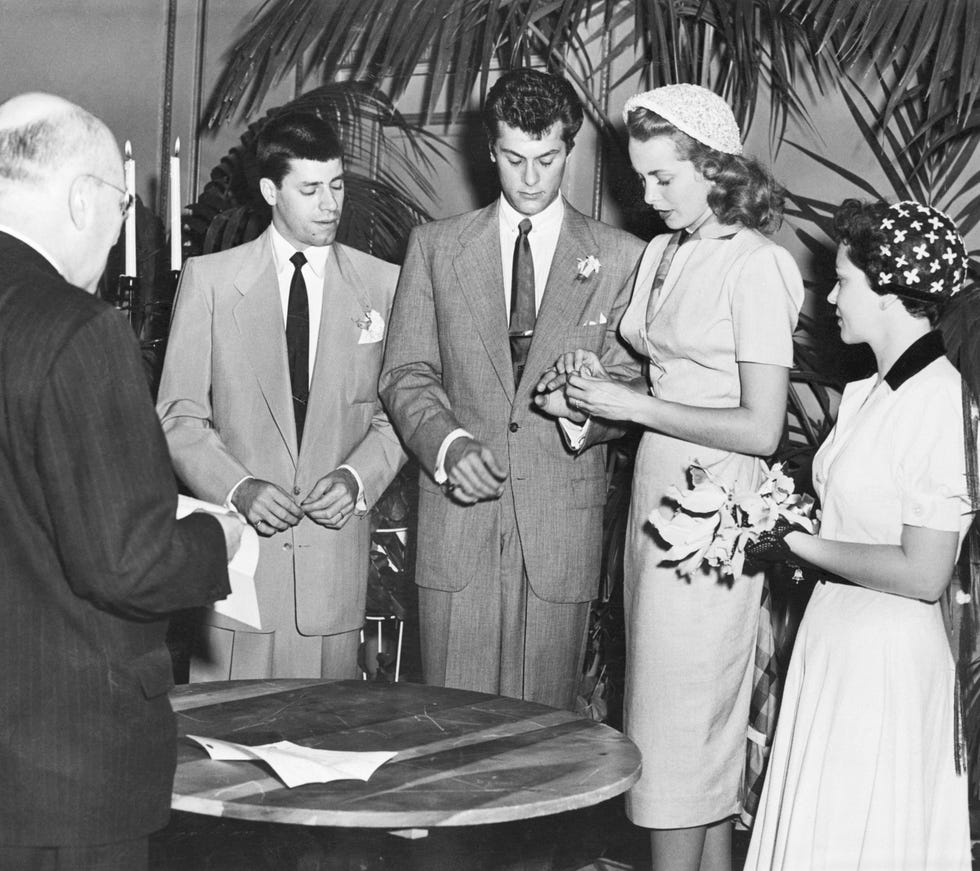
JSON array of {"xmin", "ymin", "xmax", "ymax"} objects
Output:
[
  {"xmin": 509, "ymin": 422, "xmax": 519, "ymax": 432},
  {"xmin": 293, "ymin": 486, "xmax": 301, "ymax": 495},
  {"xmin": 283, "ymin": 542, "xmax": 292, "ymax": 551}
]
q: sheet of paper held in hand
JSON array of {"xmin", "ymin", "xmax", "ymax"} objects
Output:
[
  {"xmin": 176, "ymin": 495, "xmax": 261, "ymax": 629},
  {"xmin": 187, "ymin": 735, "xmax": 398, "ymax": 788}
]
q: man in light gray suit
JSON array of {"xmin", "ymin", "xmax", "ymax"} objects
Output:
[
  {"xmin": 158, "ymin": 114, "xmax": 404, "ymax": 680},
  {"xmin": 380, "ymin": 69, "xmax": 645, "ymax": 710}
]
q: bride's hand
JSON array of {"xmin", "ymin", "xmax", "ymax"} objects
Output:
[{"xmin": 565, "ymin": 370, "xmax": 641, "ymax": 422}]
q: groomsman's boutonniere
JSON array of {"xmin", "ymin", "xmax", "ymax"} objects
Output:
[
  {"xmin": 353, "ymin": 309, "xmax": 373, "ymax": 332},
  {"xmin": 576, "ymin": 255, "xmax": 601, "ymax": 279},
  {"xmin": 354, "ymin": 308, "xmax": 386, "ymax": 344}
]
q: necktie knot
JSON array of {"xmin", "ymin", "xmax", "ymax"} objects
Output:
[
  {"xmin": 290, "ymin": 251, "xmax": 307, "ymax": 269},
  {"xmin": 518, "ymin": 218, "xmax": 532, "ymax": 238}
]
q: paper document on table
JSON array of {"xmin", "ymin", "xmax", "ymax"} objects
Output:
[
  {"xmin": 176, "ymin": 495, "xmax": 261, "ymax": 629},
  {"xmin": 187, "ymin": 735, "xmax": 397, "ymax": 788}
]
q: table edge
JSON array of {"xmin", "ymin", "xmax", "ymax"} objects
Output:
[{"xmin": 172, "ymin": 766, "xmax": 640, "ymax": 828}]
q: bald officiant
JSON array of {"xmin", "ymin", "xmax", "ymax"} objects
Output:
[
  {"xmin": 0, "ymin": 92, "xmax": 239, "ymax": 871},
  {"xmin": 158, "ymin": 112, "xmax": 404, "ymax": 681}
]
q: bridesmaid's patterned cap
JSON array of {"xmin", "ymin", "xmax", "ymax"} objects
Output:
[
  {"xmin": 877, "ymin": 201, "xmax": 969, "ymax": 300},
  {"xmin": 623, "ymin": 84, "xmax": 743, "ymax": 155}
]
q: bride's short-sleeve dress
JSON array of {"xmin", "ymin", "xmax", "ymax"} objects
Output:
[
  {"xmin": 745, "ymin": 332, "xmax": 973, "ymax": 870},
  {"xmin": 616, "ymin": 222, "xmax": 803, "ymax": 828}
]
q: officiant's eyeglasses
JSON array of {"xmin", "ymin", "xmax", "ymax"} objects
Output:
[{"xmin": 83, "ymin": 174, "xmax": 135, "ymax": 218}]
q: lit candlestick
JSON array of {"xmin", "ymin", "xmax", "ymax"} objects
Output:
[
  {"xmin": 170, "ymin": 138, "xmax": 181, "ymax": 271},
  {"xmin": 123, "ymin": 141, "xmax": 136, "ymax": 277}
]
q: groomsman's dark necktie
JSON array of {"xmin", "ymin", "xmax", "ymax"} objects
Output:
[
  {"xmin": 286, "ymin": 250, "xmax": 309, "ymax": 448},
  {"xmin": 509, "ymin": 217, "xmax": 535, "ymax": 386}
]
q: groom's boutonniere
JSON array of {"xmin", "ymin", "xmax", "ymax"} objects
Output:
[{"xmin": 576, "ymin": 254, "xmax": 601, "ymax": 279}]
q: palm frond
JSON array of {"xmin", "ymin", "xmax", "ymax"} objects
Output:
[
  {"xmin": 806, "ymin": 0, "xmax": 980, "ymax": 130},
  {"xmin": 206, "ymin": 0, "xmax": 827, "ymax": 140},
  {"xmin": 786, "ymin": 62, "xmax": 980, "ymax": 246}
]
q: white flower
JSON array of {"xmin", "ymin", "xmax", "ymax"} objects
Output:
[
  {"xmin": 649, "ymin": 509, "xmax": 719, "ymax": 567},
  {"xmin": 650, "ymin": 460, "xmax": 818, "ymax": 580},
  {"xmin": 576, "ymin": 255, "xmax": 601, "ymax": 279}
]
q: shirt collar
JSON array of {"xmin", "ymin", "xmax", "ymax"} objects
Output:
[
  {"xmin": 883, "ymin": 330, "xmax": 946, "ymax": 390},
  {"xmin": 269, "ymin": 222, "xmax": 330, "ymax": 278},
  {"xmin": 688, "ymin": 214, "xmax": 740, "ymax": 241},
  {"xmin": 0, "ymin": 223, "xmax": 64, "ymax": 276},
  {"xmin": 498, "ymin": 193, "xmax": 564, "ymax": 234}
]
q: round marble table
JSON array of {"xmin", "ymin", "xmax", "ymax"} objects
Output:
[{"xmin": 170, "ymin": 679, "xmax": 641, "ymax": 829}]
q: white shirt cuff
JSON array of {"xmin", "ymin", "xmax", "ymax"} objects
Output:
[
  {"xmin": 226, "ymin": 476, "xmax": 254, "ymax": 510},
  {"xmin": 558, "ymin": 417, "xmax": 591, "ymax": 452},
  {"xmin": 435, "ymin": 429, "xmax": 473, "ymax": 483},
  {"xmin": 337, "ymin": 464, "xmax": 368, "ymax": 515}
]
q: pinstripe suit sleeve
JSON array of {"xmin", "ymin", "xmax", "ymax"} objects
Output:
[{"xmin": 35, "ymin": 306, "xmax": 229, "ymax": 619}]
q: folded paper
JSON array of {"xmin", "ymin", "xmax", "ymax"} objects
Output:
[{"xmin": 187, "ymin": 735, "xmax": 397, "ymax": 788}]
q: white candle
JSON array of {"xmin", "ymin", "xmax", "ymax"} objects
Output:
[
  {"xmin": 170, "ymin": 138, "xmax": 181, "ymax": 271},
  {"xmin": 124, "ymin": 141, "xmax": 136, "ymax": 277}
]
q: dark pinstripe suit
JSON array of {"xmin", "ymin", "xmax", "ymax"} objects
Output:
[{"xmin": 0, "ymin": 232, "xmax": 230, "ymax": 849}]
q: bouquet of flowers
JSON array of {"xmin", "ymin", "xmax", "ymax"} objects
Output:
[{"xmin": 650, "ymin": 461, "xmax": 818, "ymax": 579}]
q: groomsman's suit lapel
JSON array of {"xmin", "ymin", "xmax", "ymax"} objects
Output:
[
  {"xmin": 300, "ymin": 244, "xmax": 373, "ymax": 470},
  {"xmin": 232, "ymin": 233, "xmax": 298, "ymax": 466},
  {"xmin": 230, "ymin": 230, "xmax": 379, "ymax": 470}
]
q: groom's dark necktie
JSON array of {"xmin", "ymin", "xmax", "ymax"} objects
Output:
[
  {"xmin": 509, "ymin": 218, "xmax": 535, "ymax": 386},
  {"xmin": 286, "ymin": 250, "xmax": 309, "ymax": 448}
]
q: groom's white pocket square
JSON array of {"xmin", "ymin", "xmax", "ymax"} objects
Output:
[
  {"xmin": 581, "ymin": 312, "xmax": 608, "ymax": 326},
  {"xmin": 356, "ymin": 309, "xmax": 385, "ymax": 344}
]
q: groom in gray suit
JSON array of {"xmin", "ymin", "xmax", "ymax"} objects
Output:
[{"xmin": 380, "ymin": 69, "xmax": 644, "ymax": 710}]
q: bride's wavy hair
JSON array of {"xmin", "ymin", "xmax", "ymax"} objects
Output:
[{"xmin": 626, "ymin": 107, "xmax": 783, "ymax": 233}]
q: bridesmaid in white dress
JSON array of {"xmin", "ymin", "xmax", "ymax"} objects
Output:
[
  {"xmin": 744, "ymin": 199, "xmax": 974, "ymax": 870},
  {"xmin": 540, "ymin": 84, "xmax": 803, "ymax": 871}
]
